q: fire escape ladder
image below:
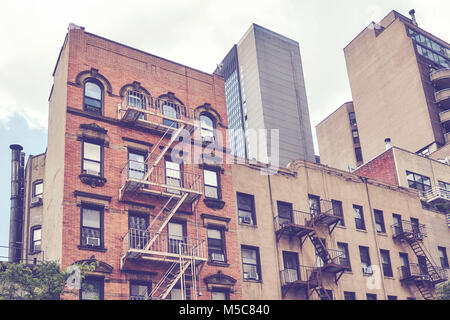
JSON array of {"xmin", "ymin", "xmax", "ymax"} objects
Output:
[
  {"xmin": 143, "ymin": 192, "xmax": 189, "ymax": 252},
  {"xmin": 308, "ymin": 231, "xmax": 331, "ymax": 265},
  {"xmin": 143, "ymin": 123, "xmax": 186, "ymax": 181},
  {"xmin": 150, "ymin": 260, "xmax": 191, "ymax": 300},
  {"xmin": 306, "ymin": 268, "xmax": 322, "ymax": 300},
  {"xmin": 406, "ymin": 236, "xmax": 442, "ymax": 283},
  {"xmin": 415, "ymin": 280, "xmax": 435, "ymax": 300}
]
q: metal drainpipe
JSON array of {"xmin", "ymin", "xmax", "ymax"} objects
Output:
[
  {"xmin": 9, "ymin": 144, "xmax": 25, "ymax": 263},
  {"xmin": 362, "ymin": 177, "xmax": 388, "ymax": 299},
  {"xmin": 24, "ymin": 155, "xmax": 34, "ymax": 264}
]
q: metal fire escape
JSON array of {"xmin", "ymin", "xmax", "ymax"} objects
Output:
[
  {"xmin": 276, "ymin": 200, "xmax": 347, "ymax": 299},
  {"xmin": 392, "ymin": 220, "xmax": 448, "ymax": 300},
  {"xmin": 118, "ymin": 90, "xmax": 206, "ymax": 300}
]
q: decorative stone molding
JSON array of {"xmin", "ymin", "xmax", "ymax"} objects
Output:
[
  {"xmin": 200, "ymin": 213, "xmax": 230, "ymax": 230},
  {"xmin": 74, "ymin": 190, "xmax": 111, "ymax": 209},
  {"xmin": 77, "ymin": 123, "xmax": 110, "ymax": 147},
  {"xmin": 203, "ymin": 198, "xmax": 226, "ymax": 210},
  {"xmin": 204, "ymin": 271, "xmax": 237, "ymax": 293},
  {"xmin": 79, "ymin": 173, "xmax": 107, "ymax": 188},
  {"xmin": 195, "ymin": 103, "xmax": 227, "ymax": 128},
  {"xmin": 74, "ymin": 68, "xmax": 113, "ymax": 96}
]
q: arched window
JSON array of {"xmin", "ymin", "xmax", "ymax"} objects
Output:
[
  {"xmin": 84, "ymin": 80, "xmax": 103, "ymax": 114},
  {"xmin": 200, "ymin": 113, "xmax": 215, "ymax": 143},
  {"xmin": 162, "ymin": 101, "xmax": 180, "ymax": 128}
]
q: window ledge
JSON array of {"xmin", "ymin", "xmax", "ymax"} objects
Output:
[
  {"xmin": 77, "ymin": 245, "xmax": 107, "ymax": 253},
  {"xmin": 207, "ymin": 261, "xmax": 230, "ymax": 267},
  {"xmin": 238, "ymin": 222, "xmax": 258, "ymax": 228},
  {"xmin": 243, "ymin": 279, "xmax": 262, "ymax": 284},
  {"xmin": 335, "ymin": 224, "xmax": 347, "ymax": 229},
  {"xmin": 203, "ymin": 197, "xmax": 226, "ymax": 209},
  {"xmin": 376, "ymin": 232, "xmax": 388, "ymax": 237},
  {"xmin": 79, "ymin": 173, "xmax": 107, "ymax": 188},
  {"xmin": 29, "ymin": 250, "xmax": 42, "ymax": 255},
  {"xmin": 384, "ymin": 276, "xmax": 395, "ymax": 280},
  {"xmin": 356, "ymin": 228, "xmax": 368, "ymax": 233}
]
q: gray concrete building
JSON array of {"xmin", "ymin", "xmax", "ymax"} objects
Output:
[{"xmin": 217, "ymin": 24, "xmax": 315, "ymax": 167}]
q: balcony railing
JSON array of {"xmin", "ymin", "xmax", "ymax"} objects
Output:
[
  {"xmin": 118, "ymin": 90, "xmax": 196, "ymax": 127},
  {"xmin": 398, "ymin": 263, "xmax": 448, "ymax": 283},
  {"xmin": 391, "ymin": 220, "xmax": 427, "ymax": 241},
  {"xmin": 421, "ymin": 186, "xmax": 450, "ymax": 203},
  {"xmin": 122, "ymin": 229, "xmax": 207, "ymax": 262},
  {"xmin": 323, "ymin": 249, "xmax": 347, "ymax": 267},
  {"xmin": 120, "ymin": 159, "xmax": 203, "ymax": 197},
  {"xmin": 280, "ymin": 265, "xmax": 321, "ymax": 287},
  {"xmin": 435, "ymin": 88, "xmax": 450, "ymax": 107},
  {"xmin": 430, "ymin": 67, "xmax": 450, "ymax": 90},
  {"xmin": 274, "ymin": 210, "xmax": 313, "ymax": 231}
]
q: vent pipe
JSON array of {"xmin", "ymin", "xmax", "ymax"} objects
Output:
[
  {"xmin": 384, "ymin": 138, "xmax": 392, "ymax": 150},
  {"xmin": 9, "ymin": 144, "xmax": 25, "ymax": 263},
  {"xmin": 409, "ymin": 9, "xmax": 418, "ymax": 27}
]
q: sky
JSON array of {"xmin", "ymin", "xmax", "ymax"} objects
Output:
[{"xmin": 0, "ymin": 0, "xmax": 449, "ymax": 259}]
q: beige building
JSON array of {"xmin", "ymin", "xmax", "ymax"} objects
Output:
[
  {"xmin": 317, "ymin": 10, "xmax": 450, "ymax": 171},
  {"xmin": 232, "ymin": 159, "xmax": 449, "ymax": 300}
]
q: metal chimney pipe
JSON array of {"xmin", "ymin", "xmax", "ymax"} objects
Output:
[
  {"xmin": 384, "ymin": 138, "xmax": 392, "ymax": 150},
  {"xmin": 409, "ymin": 9, "xmax": 418, "ymax": 26},
  {"xmin": 9, "ymin": 144, "xmax": 25, "ymax": 263}
]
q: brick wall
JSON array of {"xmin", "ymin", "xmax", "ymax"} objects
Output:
[{"xmin": 354, "ymin": 148, "xmax": 399, "ymax": 185}]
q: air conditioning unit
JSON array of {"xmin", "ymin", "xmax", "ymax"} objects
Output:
[
  {"xmin": 86, "ymin": 237, "xmax": 100, "ymax": 246},
  {"xmin": 240, "ymin": 216, "xmax": 253, "ymax": 225},
  {"xmin": 421, "ymin": 275, "xmax": 431, "ymax": 281},
  {"xmin": 202, "ymin": 136, "xmax": 215, "ymax": 143},
  {"xmin": 363, "ymin": 266, "xmax": 373, "ymax": 275},
  {"xmin": 244, "ymin": 272, "xmax": 259, "ymax": 281},
  {"xmin": 31, "ymin": 197, "xmax": 42, "ymax": 206},
  {"xmin": 84, "ymin": 169, "xmax": 100, "ymax": 176},
  {"xmin": 211, "ymin": 253, "xmax": 225, "ymax": 262}
]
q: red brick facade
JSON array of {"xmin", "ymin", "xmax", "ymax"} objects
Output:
[
  {"xmin": 354, "ymin": 148, "xmax": 399, "ymax": 186},
  {"xmin": 57, "ymin": 27, "xmax": 241, "ymax": 300}
]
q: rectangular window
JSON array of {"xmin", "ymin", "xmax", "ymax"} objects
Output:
[
  {"xmin": 349, "ymin": 112, "xmax": 357, "ymax": 126},
  {"xmin": 82, "ymin": 141, "xmax": 102, "ymax": 176},
  {"xmin": 387, "ymin": 295, "xmax": 398, "ymax": 300},
  {"xmin": 344, "ymin": 291, "xmax": 356, "ymax": 300},
  {"xmin": 170, "ymin": 285, "xmax": 190, "ymax": 300},
  {"xmin": 237, "ymin": 193, "xmax": 256, "ymax": 225},
  {"xmin": 406, "ymin": 171, "xmax": 431, "ymax": 192},
  {"xmin": 392, "ymin": 213, "xmax": 403, "ymax": 236},
  {"xmin": 241, "ymin": 246, "xmax": 261, "ymax": 281},
  {"xmin": 33, "ymin": 181, "xmax": 43, "ymax": 198},
  {"xmin": 359, "ymin": 246, "xmax": 372, "ymax": 274},
  {"xmin": 282, "ymin": 251, "xmax": 300, "ymax": 283},
  {"xmin": 211, "ymin": 290, "xmax": 229, "ymax": 300},
  {"xmin": 438, "ymin": 246, "xmax": 449, "ymax": 269},
  {"xmin": 438, "ymin": 180, "xmax": 450, "ymax": 192},
  {"xmin": 165, "ymin": 159, "xmax": 182, "ymax": 194},
  {"xmin": 332, "ymin": 200, "xmax": 344, "ymax": 226},
  {"xmin": 355, "ymin": 147, "xmax": 363, "ymax": 162},
  {"xmin": 204, "ymin": 169, "xmax": 219, "ymax": 199},
  {"xmin": 399, "ymin": 252, "xmax": 410, "ymax": 278},
  {"xmin": 81, "ymin": 206, "xmax": 103, "ymax": 248},
  {"xmin": 128, "ymin": 212, "xmax": 149, "ymax": 250},
  {"xmin": 130, "ymin": 281, "xmax": 151, "ymax": 300},
  {"xmin": 337, "ymin": 242, "xmax": 351, "ymax": 271},
  {"xmin": 380, "ymin": 249, "xmax": 393, "ymax": 277},
  {"xmin": 277, "ymin": 201, "xmax": 293, "ymax": 226},
  {"xmin": 320, "ymin": 289, "xmax": 333, "ymax": 300},
  {"xmin": 374, "ymin": 209, "xmax": 386, "ymax": 233},
  {"xmin": 352, "ymin": 130, "xmax": 359, "ymax": 144},
  {"xmin": 80, "ymin": 277, "xmax": 104, "ymax": 300},
  {"xmin": 168, "ymin": 221, "xmax": 185, "ymax": 254},
  {"xmin": 366, "ymin": 293, "xmax": 377, "ymax": 300},
  {"xmin": 128, "ymin": 150, "xmax": 146, "ymax": 180},
  {"xmin": 208, "ymin": 228, "xmax": 226, "ymax": 263},
  {"xmin": 31, "ymin": 226, "xmax": 41, "ymax": 253},
  {"xmin": 353, "ymin": 205, "xmax": 365, "ymax": 230},
  {"xmin": 309, "ymin": 194, "xmax": 321, "ymax": 215}
]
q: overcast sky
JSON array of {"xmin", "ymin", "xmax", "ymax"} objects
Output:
[{"xmin": 0, "ymin": 0, "xmax": 449, "ymax": 258}]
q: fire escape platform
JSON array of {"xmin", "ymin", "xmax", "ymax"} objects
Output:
[{"xmin": 275, "ymin": 224, "xmax": 314, "ymax": 241}]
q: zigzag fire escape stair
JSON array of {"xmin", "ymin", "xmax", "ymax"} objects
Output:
[{"xmin": 150, "ymin": 260, "xmax": 192, "ymax": 300}]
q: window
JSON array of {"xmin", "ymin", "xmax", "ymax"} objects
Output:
[
  {"xmin": 130, "ymin": 281, "xmax": 151, "ymax": 300},
  {"xmin": 33, "ymin": 181, "xmax": 43, "ymax": 198},
  {"xmin": 200, "ymin": 114, "xmax": 215, "ymax": 143},
  {"xmin": 282, "ymin": 251, "xmax": 300, "ymax": 283},
  {"xmin": 211, "ymin": 290, "xmax": 229, "ymax": 300},
  {"xmin": 241, "ymin": 246, "xmax": 261, "ymax": 281},
  {"xmin": 82, "ymin": 141, "xmax": 102, "ymax": 176},
  {"xmin": 30, "ymin": 226, "xmax": 41, "ymax": 253},
  {"xmin": 349, "ymin": 112, "xmax": 356, "ymax": 126},
  {"xmin": 320, "ymin": 289, "xmax": 333, "ymax": 300},
  {"xmin": 83, "ymin": 80, "xmax": 103, "ymax": 114},
  {"xmin": 438, "ymin": 180, "xmax": 450, "ymax": 192},
  {"xmin": 168, "ymin": 221, "xmax": 185, "ymax": 254},
  {"xmin": 207, "ymin": 228, "xmax": 226, "ymax": 263},
  {"xmin": 438, "ymin": 247, "xmax": 449, "ymax": 269},
  {"xmin": 399, "ymin": 252, "xmax": 410, "ymax": 278},
  {"xmin": 204, "ymin": 169, "xmax": 219, "ymax": 199},
  {"xmin": 316, "ymin": 238, "xmax": 327, "ymax": 267},
  {"xmin": 353, "ymin": 205, "xmax": 365, "ymax": 230},
  {"xmin": 80, "ymin": 277, "xmax": 104, "ymax": 300},
  {"xmin": 410, "ymin": 217, "xmax": 421, "ymax": 235},
  {"xmin": 359, "ymin": 246, "xmax": 372, "ymax": 274},
  {"xmin": 406, "ymin": 171, "xmax": 431, "ymax": 192},
  {"xmin": 170, "ymin": 285, "xmax": 190, "ymax": 300},
  {"xmin": 128, "ymin": 150, "xmax": 146, "ymax": 180},
  {"xmin": 387, "ymin": 295, "xmax": 398, "ymax": 300},
  {"xmin": 355, "ymin": 147, "xmax": 363, "ymax": 162},
  {"xmin": 392, "ymin": 213, "xmax": 403, "ymax": 236},
  {"xmin": 374, "ymin": 209, "xmax": 386, "ymax": 233},
  {"xmin": 337, "ymin": 242, "xmax": 351, "ymax": 270},
  {"xmin": 162, "ymin": 102, "xmax": 179, "ymax": 128},
  {"xmin": 165, "ymin": 159, "xmax": 182, "ymax": 194},
  {"xmin": 128, "ymin": 212, "xmax": 149, "ymax": 250},
  {"xmin": 237, "ymin": 193, "xmax": 256, "ymax": 225},
  {"xmin": 366, "ymin": 293, "xmax": 377, "ymax": 300},
  {"xmin": 380, "ymin": 249, "xmax": 393, "ymax": 277},
  {"xmin": 80, "ymin": 206, "xmax": 103, "ymax": 248},
  {"xmin": 344, "ymin": 291, "xmax": 356, "ymax": 300},
  {"xmin": 407, "ymin": 297, "xmax": 416, "ymax": 300},
  {"xmin": 352, "ymin": 130, "xmax": 359, "ymax": 144},
  {"xmin": 308, "ymin": 194, "xmax": 321, "ymax": 216},
  {"xmin": 277, "ymin": 201, "xmax": 293, "ymax": 226},
  {"xmin": 332, "ymin": 200, "xmax": 344, "ymax": 226}
]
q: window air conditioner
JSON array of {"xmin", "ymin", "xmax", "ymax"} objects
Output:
[
  {"xmin": 244, "ymin": 272, "xmax": 259, "ymax": 281},
  {"xmin": 86, "ymin": 237, "xmax": 100, "ymax": 246},
  {"xmin": 211, "ymin": 253, "xmax": 225, "ymax": 262},
  {"xmin": 363, "ymin": 266, "xmax": 373, "ymax": 275},
  {"xmin": 84, "ymin": 169, "xmax": 100, "ymax": 176},
  {"xmin": 240, "ymin": 216, "xmax": 253, "ymax": 224},
  {"xmin": 31, "ymin": 197, "xmax": 43, "ymax": 205},
  {"xmin": 421, "ymin": 275, "xmax": 431, "ymax": 281}
]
